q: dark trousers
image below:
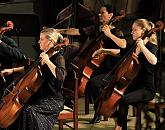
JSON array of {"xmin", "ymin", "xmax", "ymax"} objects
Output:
[{"xmin": 116, "ymin": 88, "xmax": 155, "ymax": 130}]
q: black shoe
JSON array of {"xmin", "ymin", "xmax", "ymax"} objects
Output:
[{"xmin": 89, "ymin": 113, "xmax": 101, "ymax": 124}]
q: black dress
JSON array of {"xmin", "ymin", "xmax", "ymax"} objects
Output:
[{"xmin": 0, "ymin": 53, "xmax": 66, "ymax": 130}]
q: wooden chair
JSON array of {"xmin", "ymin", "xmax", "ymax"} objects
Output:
[
  {"xmin": 135, "ymin": 62, "xmax": 165, "ymax": 129},
  {"xmin": 57, "ymin": 70, "xmax": 78, "ymax": 130},
  {"xmin": 135, "ymin": 99, "xmax": 165, "ymax": 130}
]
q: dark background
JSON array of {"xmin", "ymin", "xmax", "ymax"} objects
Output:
[
  {"xmin": 0, "ymin": 0, "xmax": 164, "ymax": 58},
  {"xmin": 0, "ymin": 0, "xmax": 165, "ymax": 95}
]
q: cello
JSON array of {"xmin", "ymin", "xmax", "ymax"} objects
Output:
[
  {"xmin": 78, "ymin": 10, "xmax": 126, "ymax": 96},
  {"xmin": 0, "ymin": 43, "xmax": 66, "ymax": 128},
  {"xmin": 95, "ymin": 21, "xmax": 164, "ymax": 117}
]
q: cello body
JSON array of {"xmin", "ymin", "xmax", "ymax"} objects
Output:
[
  {"xmin": 0, "ymin": 66, "xmax": 44, "ymax": 128},
  {"xmin": 78, "ymin": 40, "xmax": 107, "ymax": 96},
  {"xmin": 95, "ymin": 53, "xmax": 140, "ymax": 117}
]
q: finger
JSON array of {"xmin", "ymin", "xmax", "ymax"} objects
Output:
[
  {"xmin": 92, "ymin": 52, "xmax": 96, "ymax": 58},
  {"xmin": 133, "ymin": 53, "xmax": 138, "ymax": 58}
]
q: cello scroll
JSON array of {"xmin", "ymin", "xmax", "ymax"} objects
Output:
[
  {"xmin": 0, "ymin": 21, "xmax": 14, "ymax": 35},
  {"xmin": 111, "ymin": 10, "xmax": 126, "ymax": 23}
]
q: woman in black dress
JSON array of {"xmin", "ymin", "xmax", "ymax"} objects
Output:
[{"xmin": 0, "ymin": 27, "xmax": 67, "ymax": 130}]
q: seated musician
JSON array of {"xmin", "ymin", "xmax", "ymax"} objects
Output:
[
  {"xmin": 93, "ymin": 19, "xmax": 158, "ymax": 130},
  {"xmin": 83, "ymin": 5, "xmax": 127, "ymax": 124},
  {"xmin": 0, "ymin": 21, "xmax": 26, "ymax": 98},
  {"xmin": 0, "ymin": 27, "xmax": 67, "ymax": 130},
  {"xmin": 113, "ymin": 19, "xmax": 158, "ymax": 130},
  {"xmin": 57, "ymin": 5, "xmax": 127, "ymax": 118}
]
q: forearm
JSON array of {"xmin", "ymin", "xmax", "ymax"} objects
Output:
[
  {"xmin": 103, "ymin": 48, "xmax": 120, "ymax": 56},
  {"xmin": 13, "ymin": 66, "xmax": 25, "ymax": 73},
  {"xmin": 46, "ymin": 60, "xmax": 57, "ymax": 78},
  {"xmin": 0, "ymin": 40, "xmax": 25, "ymax": 61},
  {"xmin": 45, "ymin": 59, "xmax": 66, "ymax": 81},
  {"xmin": 1, "ymin": 66, "xmax": 25, "ymax": 76}
]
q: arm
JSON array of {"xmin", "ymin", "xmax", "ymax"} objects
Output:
[
  {"xmin": 92, "ymin": 48, "xmax": 120, "ymax": 58},
  {"xmin": 136, "ymin": 38, "xmax": 157, "ymax": 65},
  {"xmin": 101, "ymin": 25, "xmax": 126, "ymax": 48},
  {"xmin": 103, "ymin": 48, "xmax": 120, "ymax": 56},
  {"xmin": 1, "ymin": 35, "xmax": 17, "ymax": 47},
  {"xmin": 1, "ymin": 66, "xmax": 25, "ymax": 76},
  {"xmin": 54, "ymin": 55, "xmax": 66, "ymax": 81},
  {"xmin": 40, "ymin": 52, "xmax": 57, "ymax": 77},
  {"xmin": 40, "ymin": 52, "xmax": 66, "ymax": 81},
  {"xmin": 56, "ymin": 25, "xmax": 96, "ymax": 36},
  {"xmin": 0, "ymin": 40, "xmax": 26, "ymax": 62}
]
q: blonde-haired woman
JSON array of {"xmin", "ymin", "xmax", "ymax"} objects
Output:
[
  {"xmin": 0, "ymin": 27, "xmax": 66, "ymax": 130},
  {"xmin": 114, "ymin": 19, "xmax": 158, "ymax": 130}
]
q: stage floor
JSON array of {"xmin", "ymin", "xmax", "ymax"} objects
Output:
[{"xmin": 53, "ymin": 97, "xmax": 162, "ymax": 130}]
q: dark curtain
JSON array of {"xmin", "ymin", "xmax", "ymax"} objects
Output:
[
  {"xmin": 0, "ymin": 0, "xmax": 13, "ymax": 2},
  {"xmin": 33, "ymin": 0, "xmax": 83, "ymax": 27},
  {"xmin": 33, "ymin": 0, "xmax": 71, "ymax": 27}
]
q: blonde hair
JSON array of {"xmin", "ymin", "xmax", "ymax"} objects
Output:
[
  {"xmin": 133, "ymin": 19, "xmax": 158, "ymax": 45},
  {"xmin": 41, "ymin": 27, "xmax": 63, "ymax": 44}
]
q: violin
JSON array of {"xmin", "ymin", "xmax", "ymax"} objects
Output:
[
  {"xmin": 95, "ymin": 21, "xmax": 164, "ymax": 117},
  {"xmin": 78, "ymin": 10, "xmax": 126, "ymax": 96},
  {"xmin": 0, "ymin": 43, "xmax": 66, "ymax": 128},
  {"xmin": 0, "ymin": 21, "xmax": 14, "ymax": 35}
]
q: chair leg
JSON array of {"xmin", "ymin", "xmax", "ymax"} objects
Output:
[
  {"xmin": 135, "ymin": 104, "xmax": 142, "ymax": 130},
  {"xmin": 74, "ymin": 106, "xmax": 78, "ymax": 130},
  {"xmin": 74, "ymin": 119, "xmax": 78, "ymax": 130},
  {"xmin": 155, "ymin": 103, "xmax": 161, "ymax": 129},
  {"xmin": 85, "ymin": 95, "xmax": 89, "ymax": 114},
  {"xmin": 133, "ymin": 106, "xmax": 137, "ymax": 117},
  {"xmin": 59, "ymin": 120, "xmax": 64, "ymax": 130}
]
